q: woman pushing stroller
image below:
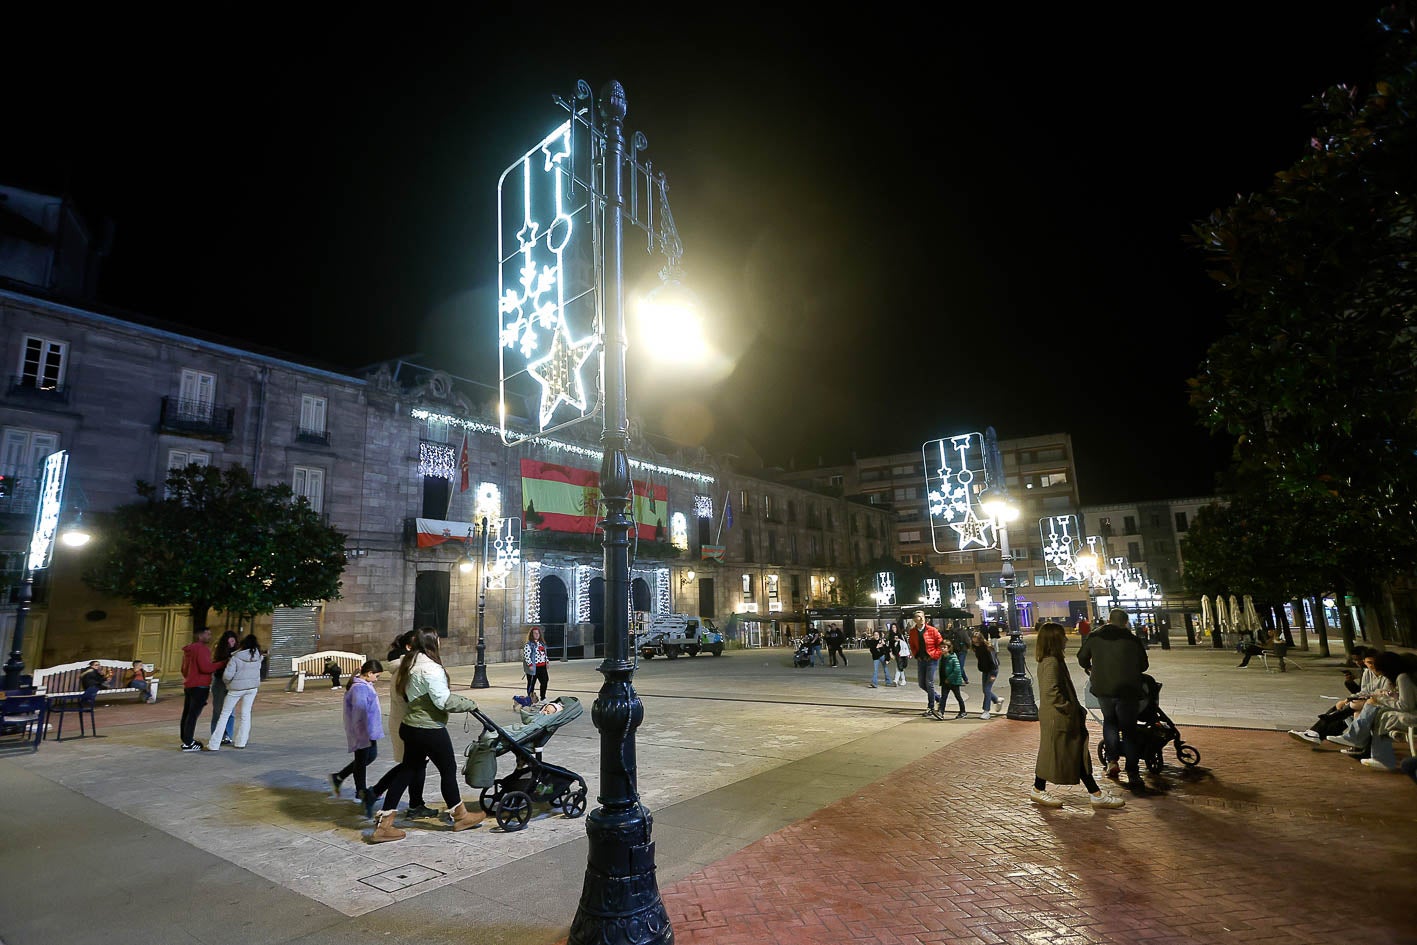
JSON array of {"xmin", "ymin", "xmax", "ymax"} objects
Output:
[{"xmin": 368, "ymin": 628, "xmax": 487, "ymax": 843}]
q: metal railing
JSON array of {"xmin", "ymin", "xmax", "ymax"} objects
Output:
[
  {"xmin": 7, "ymin": 376, "xmax": 69, "ymax": 403},
  {"xmin": 159, "ymin": 397, "xmax": 235, "ymax": 439}
]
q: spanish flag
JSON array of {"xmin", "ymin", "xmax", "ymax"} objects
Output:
[{"xmin": 520, "ymin": 458, "xmax": 666, "ymax": 539}]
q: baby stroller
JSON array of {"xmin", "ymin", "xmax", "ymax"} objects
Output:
[
  {"xmin": 793, "ymin": 641, "xmax": 812, "ymax": 668},
  {"xmin": 1087, "ymin": 674, "xmax": 1201, "ymax": 773},
  {"xmin": 464, "ymin": 697, "xmax": 588, "ymax": 832}
]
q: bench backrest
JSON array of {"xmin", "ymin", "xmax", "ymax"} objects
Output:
[
  {"xmin": 33, "ymin": 660, "xmax": 152, "ymax": 697},
  {"xmin": 290, "ymin": 651, "xmax": 366, "ymax": 677}
]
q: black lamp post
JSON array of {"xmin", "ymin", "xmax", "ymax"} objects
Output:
[
  {"xmin": 568, "ymin": 80, "xmax": 671, "ymax": 945},
  {"xmin": 471, "ymin": 516, "xmax": 490, "ymax": 689},
  {"xmin": 981, "ymin": 429, "xmax": 1036, "ymax": 723},
  {"xmin": 2, "ymin": 571, "xmax": 35, "ymax": 691}
]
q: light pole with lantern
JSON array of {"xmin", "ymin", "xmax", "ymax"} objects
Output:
[{"xmin": 980, "ymin": 431, "xmax": 1037, "ymax": 722}]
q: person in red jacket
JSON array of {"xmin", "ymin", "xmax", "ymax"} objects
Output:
[
  {"xmin": 909, "ymin": 611, "xmax": 946, "ymax": 720},
  {"xmin": 179, "ymin": 628, "xmax": 226, "ymax": 751}
]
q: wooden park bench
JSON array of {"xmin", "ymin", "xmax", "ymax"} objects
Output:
[
  {"xmin": 33, "ymin": 660, "xmax": 160, "ymax": 702},
  {"xmin": 285, "ymin": 651, "xmax": 365, "ymax": 692}
]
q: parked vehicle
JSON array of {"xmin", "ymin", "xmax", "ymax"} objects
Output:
[{"xmin": 638, "ymin": 613, "xmax": 724, "ymax": 659}]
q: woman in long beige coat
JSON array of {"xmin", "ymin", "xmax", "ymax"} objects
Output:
[{"xmin": 1031, "ymin": 622, "xmax": 1125, "ymax": 809}]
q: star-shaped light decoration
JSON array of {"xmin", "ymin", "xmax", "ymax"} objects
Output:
[
  {"xmin": 948, "ymin": 506, "xmax": 992, "ymax": 549},
  {"xmin": 527, "ymin": 320, "xmax": 597, "ymax": 429}
]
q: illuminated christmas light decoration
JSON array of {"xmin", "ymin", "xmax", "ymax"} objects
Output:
[
  {"xmin": 525, "ymin": 561, "xmax": 542, "ymax": 622},
  {"xmin": 576, "ymin": 564, "xmax": 600, "ymax": 622},
  {"xmin": 498, "ymin": 120, "xmax": 600, "ymax": 437},
  {"xmin": 487, "ymin": 517, "xmax": 521, "ymax": 589},
  {"xmin": 419, "ymin": 442, "xmax": 456, "ymax": 480},
  {"xmin": 410, "ymin": 409, "xmax": 714, "ymax": 484},
  {"xmin": 874, "ymin": 571, "xmax": 896, "ymax": 606},
  {"xmin": 1038, "ymin": 514, "xmax": 1082, "ymax": 584},
  {"xmin": 670, "ymin": 512, "xmax": 688, "ymax": 550},
  {"xmin": 977, "ymin": 586, "xmax": 994, "ymax": 610},
  {"xmin": 693, "ymin": 494, "xmax": 713, "ymax": 518},
  {"xmin": 922, "ymin": 432, "xmax": 997, "ymax": 552},
  {"xmin": 475, "ymin": 482, "xmax": 503, "ymax": 528},
  {"xmin": 923, "ymin": 578, "xmax": 941, "ymax": 606},
  {"xmin": 655, "ymin": 567, "xmax": 671, "ymax": 615},
  {"xmin": 949, "ymin": 581, "xmax": 967, "ymax": 610}
]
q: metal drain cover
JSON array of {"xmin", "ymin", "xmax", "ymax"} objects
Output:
[{"xmin": 360, "ymin": 863, "xmax": 445, "ymax": 892}]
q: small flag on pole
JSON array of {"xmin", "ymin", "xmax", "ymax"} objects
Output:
[
  {"xmin": 724, "ymin": 492, "xmax": 734, "ymax": 529},
  {"xmin": 458, "ymin": 429, "xmax": 470, "ymax": 493}
]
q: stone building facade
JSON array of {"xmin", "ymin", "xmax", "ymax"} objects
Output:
[{"xmin": 0, "ymin": 287, "xmax": 892, "ymax": 675}]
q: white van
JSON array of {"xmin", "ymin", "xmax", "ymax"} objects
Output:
[{"xmin": 639, "ymin": 613, "xmax": 724, "ymax": 659}]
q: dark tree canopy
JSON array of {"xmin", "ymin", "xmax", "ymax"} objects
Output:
[
  {"xmin": 1188, "ymin": 8, "xmax": 1417, "ymax": 596},
  {"xmin": 84, "ymin": 464, "xmax": 347, "ymax": 631}
]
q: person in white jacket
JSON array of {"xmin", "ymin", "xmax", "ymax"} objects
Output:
[
  {"xmin": 206, "ymin": 634, "xmax": 264, "ymax": 751},
  {"xmin": 370, "ymin": 628, "xmax": 485, "ymax": 843}
]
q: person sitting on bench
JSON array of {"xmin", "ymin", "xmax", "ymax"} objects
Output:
[
  {"xmin": 324, "ymin": 657, "xmax": 343, "ymax": 690},
  {"xmin": 126, "ymin": 661, "xmax": 157, "ymax": 703},
  {"xmin": 79, "ymin": 661, "xmax": 112, "ymax": 690}
]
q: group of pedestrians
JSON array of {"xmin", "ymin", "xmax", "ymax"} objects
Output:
[
  {"xmin": 330, "ymin": 627, "xmax": 489, "ymax": 843},
  {"xmin": 880, "ymin": 613, "xmax": 1005, "ymax": 720},
  {"xmin": 178, "ymin": 626, "xmax": 266, "ymax": 752}
]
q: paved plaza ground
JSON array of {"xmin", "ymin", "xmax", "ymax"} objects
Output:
[{"xmin": 1, "ymin": 639, "xmax": 1413, "ymax": 945}]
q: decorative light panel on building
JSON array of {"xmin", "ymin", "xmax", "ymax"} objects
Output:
[
  {"xmin": 498, "ymin": 120, "xmax": 599, "ymax": 438},
  {"xmin": 1039, "ymin": 515, "xmax": 1082, "ymax": 584},
  {"xmin": 875, "ymin": 571, "xmax": 896, "ymax": 606},
  {"xmin": 922, "ymin": 432, "xmax": 997, "ymax": 553},
  {"xmin": 670, "ymin": 512, "xmax": 688, "ymax": 550},
  {"xmin": 923, "ymin": 578, "xmax": 941, "ymax": 606},
  {"xmin": 475, "ymin": 482, "xmax": 503, "ymax": 528},
  {"xmin": 486, "ymin": 517, "xmax": 521, "ymax": 589},
  {"xmin": 693, "ymin": 495, "xmax": 713, "ymax": 518},
  {"xmin": 949, "ymin": 582, "xmax": 967, "ymax": 610}
]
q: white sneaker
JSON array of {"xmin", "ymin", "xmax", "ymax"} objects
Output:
[
  {"xmin": 1029, "ymin": 787, "xmax": 1064, "ymax": 808},
  {"xmin": 1360, "ymin": 758, "xmax": 1398, "ymax": 772},
  {"xmin": 1090, "ymin": 791, "xmax": 1126, "ymax": 809},
  {"xmin": 980, "ymin": 712, "xmax": 991, "ymax": 720},
  {"xmin": 1327, "ymin": 734, "xmax": 1360, "ymax": 749}
]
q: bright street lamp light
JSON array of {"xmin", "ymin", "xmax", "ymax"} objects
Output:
[{"xmin": 636, "ymin": 281, "xmax": 707, "ymax": 362}]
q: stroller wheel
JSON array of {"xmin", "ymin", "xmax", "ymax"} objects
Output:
[
  {"xmin": 1097, "ymin": 743, "xmax": 1109, "ymax": 766},
  {"xmin": 1146, "ymin": 752, "xmax": 1163, "ymax": 773},
  {"xmin": 561, "ymin": 787, "xmax": 588, "ymax": 818},
  {"xmin": 1176, "ymin": 743, "xmax": 1201, "ymax": 767},
  {"xmin": 479, "ymin": 785, "xmax": 501, "ymax": 814},
  {"xmin": 496, "ymin": 791, "xmax": 532, "ymax": 831}
]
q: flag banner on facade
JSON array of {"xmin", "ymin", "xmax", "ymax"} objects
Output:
[
  {"xmin": 701, "ymin": 544, "xmax": 726, "ymax": 561},
  {"xmin": 724, "ymin": 493, "xmax": 734, "ymax": 529},
  {"xmin": 458, "ymin": 429, "xmax": 470, "ymax": 492},
  {"xmin": 520, "ymin": 458, "xmax": 666, "ymax": 539},
  {"xmin": 414, "ymin": 518, "xmax": 476, "ymax": 549}
]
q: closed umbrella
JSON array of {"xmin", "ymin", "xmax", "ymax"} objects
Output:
[
  {"xmin": 1200, "ymin": 596, "xmax": 1213, "ymax": 637},
  {"xmin": 1243, "ymin": 595, "xmax": 1262, "ymax": 636}
]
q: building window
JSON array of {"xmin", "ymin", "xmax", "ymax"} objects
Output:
[
  {"xmin": 763, "ymin": 494, "xmax": 774, "ymax": 519},
  {"xmin": 1040, "ymin": 471, "xmax": 1068, "ymax": 487},
  {"xmin": 19, "ymin": 336, "xmax": 67, "ymax": 390},
  {"xmin": 293, "ymin": 466, "xmax": 325, "ymax": 513},
  {"xmin": 790, "ymin": 534, "xmax": 799, "ymax": 564},
  {"xmin": 741, "ymin": 573, "xmax": 754, "ymax": 601},
  {"xmin": 1175, "ymin": 511, "xmax": 1189, "ymax": 532},
  {"xmin": 1099, "ymin": 516, "xmax": 1113, "ymax": 537},
  {"xmin": 167, "ymin": 448, "xmax": 210, "ymax": 470},
  {"xmin": 768, "ymin": 531, "xmax": 778, "ymax": 560},
  {"xmin": 1128, "ymin": 541, "xmax": 1141, "ymax": 562},
  {"xmin": 1151, "ymin": 539, "xmax": 1168, "ymax": 554},
  {"xmin": 743, "ymin": 527, "xmax": 755, "ymax": 563},
  {"xmin": 898, "ymin": 529, "xmax": 922, "ymax": 543},
  {"xmin": 825, "ymin": 508, "xmax": 833, "ymax": 529},
  {"xmin": 1, "ymin": 429, "xmax": 59, "ymax": 503},
  {"xmin": 178, "ymin": 369, "xmax": 216, "ymax": 421},
  {"xmin": 1123, "ymin": 515, "xmax": 1137, "ymax": 534},
  {"xmin": 739, "ymin": 490, "xmax": 750, "ymax": 515},
  {"xmin": 1151, "ymin": 514, "xmax": 1161, "ymax": 527},
  {"xmin": 299, "ymin": 395, "xmax": 328, "ymax": 440},
  {"xmin": 425, "ymin": 416, "xmax": 449, "ymax": 444},
  {"xmin": 829, "ymin": 475, "xmax": 844, "ymax": 488},
  {"xmin": 891, "ymin": 464, "xmax": 916, "ymax": 476},
  {"xmin": 892, "ymin": 486, "xmax": 917, "ymax": 502},
  {"xmin": 787, "ymin": 500, "xmax": 796, "ymax": 523}
]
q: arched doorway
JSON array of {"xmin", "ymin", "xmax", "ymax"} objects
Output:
[
  {"xmin": 631, "ymin": 577, "xmax": 652, "ymax": 614},
  {"xmin": 587, "ymin": 577, "xmax": 604, "ymax": 659},
  {"xmin": 539, "ymin": 575, "xmax": 569, "ymax": 657}
]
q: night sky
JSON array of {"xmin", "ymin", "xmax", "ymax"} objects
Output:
[{"xmin": 4, "ymin": 7, "xmax": 1386, "ymax": 504}]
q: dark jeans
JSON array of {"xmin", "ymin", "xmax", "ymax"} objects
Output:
[
  {"xmin": 369, "ymin": 751, "xmax": 425, "ymax": 805},
  {"xmin": 1097, "ymin": 695, "xmax": 1140, "ymax": 772},
  {"xmin": 828, "ymin": 644, "xmax": 846, "ymax": 666},
  {"xmin": 337, "ymin": 743, "xmax": 378, "ymax": 795},
  {"xmin": 942, "ymin": 684, "xmax": 966, "ymax": 713},
  {"xmin": 917, "ymin": 658, "xmax": 940, "ymax": 711},
  {"xmin": 180, "ymin": 686, "xmax": 209, "ymax": 745},
  {"xmin": 380, "ymin": 724, "xmax": 461, "ymax": 813},
  {"xmin": 526, "ymin": 665, "xmax": 548, "ymax": 700}
]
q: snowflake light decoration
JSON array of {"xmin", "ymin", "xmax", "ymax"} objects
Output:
[
  {"xmin": 875, "ymin": 571, "xmax": 896, "ymax": 606},
  {"xmin": 949, "ymin": 581, "xmax": 967, "ymax": 609},
  {"xmin": 922, "ymin": 433, "xmax": 997, "ymax": 552},
  {"xmin": 498, "ymin": 120, "xmax": 599, "ymax": 437},
  {"xmin": 1039, "ymin": 514, "xmax": 1082, "ymax": 584},
  {"xmin": 486, "ymin": 517, "xmax": 521, "ymax": 590},
  {"xmin": 693, "ymin": 494, "xmax": 713, "ymax": 519},
  {"xmin": 923, "ymin": 578, "xmax": 941, "ymax": 606}
]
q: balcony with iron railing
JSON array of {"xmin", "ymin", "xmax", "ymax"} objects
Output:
[
  {"xmin": 159, "ymin": 397, "xmax": 235, "ymax": 440},
  {"xmin": 7, "ymin": 375, "xmax": 70, "ymax": 404},
  {"xmin": 296, "ymin": 425, "xmax": 331, "ymax": 446}
]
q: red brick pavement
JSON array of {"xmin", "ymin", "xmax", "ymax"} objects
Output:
[{"xmin": 656, "ymin": 724, "xmax": 1416, "ymax": 945}]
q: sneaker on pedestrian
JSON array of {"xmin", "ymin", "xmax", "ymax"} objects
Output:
[
  {"xmin": 869, "ymin": 682, "xmax": 877, "ymax": 688},
  {"xmin": 1289, "ymin": 729, "xmax": 1321, "ymax": 744},
  {"xmin": 1105, "ymin": 761, "xmax": 1120, "ymax": 779},
  {"xmin": 1327, "ymin": 734, "xmax": 1360, "ymax": 749},
  {"xmin": 954, "ymin": 710, "xmax": 968, "ymax": 719},
  {"xmin": 929, "ymin": 709, "xmax": 945, "ymax": 720},
  {"xmin": 980, "ymin": 712, "xmax": 992, "ymax": 721},
  {"xmin": 994, "ymin": 696, "xmax": 1004, "ymax": 707},
  {"xmin": 1361, "ymin": 758, "xmax": 1398, "ymax": 772},
  {"xmin": 330, "ymin": 773, "xmax": 345, "ymax": 797},
  {"xmin": 1090, "ymin": 790, "xmax": 1126, "ymax": 809},
  {"xmin": 1029, "ymin": 787, "xmax": 1064, "ymax": 808},
  {"xmin": 405, "ymin": 804, "xmax": 438, "ymax": 819},
  {"xmin": 221, "ymin": 736, "xmax": 233, "ymax": 746},
  {"xmin": 180, "ymin": 742, "xmax": 201, "ymax": 752},
  {"xmin": 1341, "ymin": 746, "xmax": 1367, "ymax": 757}
]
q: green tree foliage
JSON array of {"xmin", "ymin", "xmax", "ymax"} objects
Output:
[
  {"xmin": 1189, "ymin": 9, "xmax": 1417, "ymax": 595},
  {"xmin": 83, "ymin": 464, "xmax": 347, "ymax": 632}
]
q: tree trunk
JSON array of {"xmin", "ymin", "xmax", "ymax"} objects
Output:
[
  {"xmin": 1292, "ymin": 599, "xmax": 1309, "ymax": 651},
  {"xmin": 1313, "ymin": 595, "xmax": 1331, "ymax": 658},
  {"xmin": 1335, "ymin": 582, "xmax": 1357, "ymax": 658},
  {"xmin": 1275, "ymin": 603, "xmax": 1292, "ymax": 646},
  {"xmin": 1357, "ymin": 582, "xmax": 1389, "ymax": 651},
  {"xmin": 191, "ymin": 600, "xmax": 211, "ymax": 635}
]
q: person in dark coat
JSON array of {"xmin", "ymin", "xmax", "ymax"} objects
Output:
[
  {"xmin": 1031, "ymin": 622, "xmax": 1125, "ymax": 809},
  {"xmin": 825, "ymin": 624, "xmax": 847, "ymax": 667},
  {"xmin": 1077, "ymin": 608, "xmax": 1149, "ymax": 790}
]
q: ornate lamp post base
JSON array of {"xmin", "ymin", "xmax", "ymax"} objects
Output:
[{"xmin": 1004, "ymin": 628, "xmax": 1039, "ymax": 721}]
